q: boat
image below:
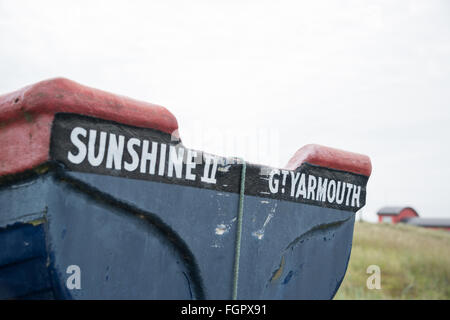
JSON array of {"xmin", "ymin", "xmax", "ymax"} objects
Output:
[{"xmin": 0, "ymin": 78, "xmax": 372, "ymax": 299}]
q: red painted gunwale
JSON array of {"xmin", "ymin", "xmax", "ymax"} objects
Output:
[
  {"xmin": 285, "ymin": 144, "xmax": 372, "ymax": 177},
  {"xmin": 0, "ymin": 78, "xmax": 178, "ymax": 176}
]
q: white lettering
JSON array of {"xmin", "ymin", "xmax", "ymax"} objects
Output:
[
  {"xmin": 158, "ymin": 143, "xmax": 167, "ymax": 176},
  {"xmin": 140, "ymin": 140, "xmax": 158, "ymax": 174},
  {"xmin": 327, "ymin": 180, "xmax": 336, "ymax": 203},
  {"xmin": 124, "ymin": 138, "xmax": 140, "ymax": 172},
  {"xmin": 336, "ymin": 181, "xmax": 346, "ymax": 205},
  {"xmin": 106, "ymin": 134, "xmax": 125, "ymax": 170},
  {"xmin": 201, "ymin": 154, "xmax": 218, "ymax": 184},
  {"xmin": 269, "ymin": 169, "xmax": 280, "ymax": 193},
  {"xmin": 185, "ymin": 149, "xmax": 197, "ymax": 181},
  {"xmin": 352, "ymin": 185, "xmax": 361, "ymax": 207},
  {"xmin": 345, "ymin": 183, "xmax": 353, "ymax": 206},
  {"xmin": 290, "ymin": 171, "xmax": 300, "ymax": 197},
  {"xmin": 67, "ymin": 127, "xmax": 87, "ymax": 164},
  {"xmin": 168, "ymin": 145, "xmax": 184, "ymax": 178},
  {"xmin": 87, "ymin": 130, "xmax": 107, "ymax": 166},
  {"xmin": 307, "ymin": 175, "xmax": 317, "ymax": 200},
  {"xmin": 295, "ymin": 173, "xmax": 307, "ymax": 199},
  {"xmin": 316, "ymin": 177, "xmax": 328, "ymax": 201}
]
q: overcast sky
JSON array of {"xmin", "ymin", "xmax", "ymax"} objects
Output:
[{"xmin": 1, "ymin": 0, "xmax": 449, "ymax": 222}]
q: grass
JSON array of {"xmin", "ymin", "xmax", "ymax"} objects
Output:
[{"xmin": 334, "ymin": 221, "xmax": 450, "ymax": 300}]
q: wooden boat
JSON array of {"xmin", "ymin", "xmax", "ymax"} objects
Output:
[{"xmin": 0, "ymin": 78, "xmax": 371, "ymax": 299}]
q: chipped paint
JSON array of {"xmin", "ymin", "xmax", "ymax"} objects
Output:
[
  {"xmin": 28, "ymin": 218, "xmax": 45, "ymax": 226},
  {"xmin": 217, "ymin": 165, "xmax": 231, "ymax": 173},
  {"xmin": 270, "ymin": 255, "xmax": 285, "ymax": 282},
  {"xmin": 252, "ymin": 230, "xmax": 264, "ymax": 240},
  {"xmin": 214, "ymin": 217, "xmax": 236, "ymax": 236},
  {"xmin": 215, "ymin": 224, "xmax": 228, "ymax": 235}
]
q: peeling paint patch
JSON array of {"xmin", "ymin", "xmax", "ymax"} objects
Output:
[
  {"xmin": 28, "ymin": 218, "xmax": 45, "ymax": 226},
  {"xmin": 270, "ymin": 255, "xmax": 285, "ymax": 282}
]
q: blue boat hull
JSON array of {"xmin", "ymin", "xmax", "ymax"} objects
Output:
[
  {"xmin": 1, "ymin": 168, "xmax": 355, "ymax": 299},
  {"xmin": 0, "ymin": 79, "xmax": 370, "ymax": 300}
]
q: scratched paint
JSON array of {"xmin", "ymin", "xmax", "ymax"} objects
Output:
[
  {"xmin": 252, "ymin": 213, "xmax": 274, "ymax": 240},
  {"xmin": 252, "ymin": 203, "xmax": 277, "ymax": 240}
]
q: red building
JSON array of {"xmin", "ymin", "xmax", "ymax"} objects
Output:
[
  {"xmin": 377, "ymin": 206, "xmax": 419, "ymax": 224},
  {"xmin": 377, "ymin": 206, "xmax": 450, "ymax": 231}
]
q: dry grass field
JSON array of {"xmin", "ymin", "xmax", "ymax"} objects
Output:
[{"xmin": 334, "ymin": 221, "xmax": 450, "ymax": 299}]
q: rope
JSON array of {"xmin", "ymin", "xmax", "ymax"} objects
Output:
[{"xmin": 232, "ymin": 159, "xmax": 246, "ymax": 300}]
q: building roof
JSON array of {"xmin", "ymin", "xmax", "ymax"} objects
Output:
[
  {"xmin": 377, "ymin": 206, "xmax": 418, "ymax": 216},
  {"xmin": 401, "ymin": 218, "xmax": 450, "ymax": 228}
]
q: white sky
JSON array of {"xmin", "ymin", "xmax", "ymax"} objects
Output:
[{"xmin": 1, "ymin": 0, "xmax": 449, "ymax": 222}]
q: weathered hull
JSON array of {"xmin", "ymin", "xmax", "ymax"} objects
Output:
[
  {"xmin": 0, "ymin": 78, "xmax": 371, "ymax": 299},
  {"xmin": 0, "ymin": 170, "xmax": 355, "ymax": 299}
]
